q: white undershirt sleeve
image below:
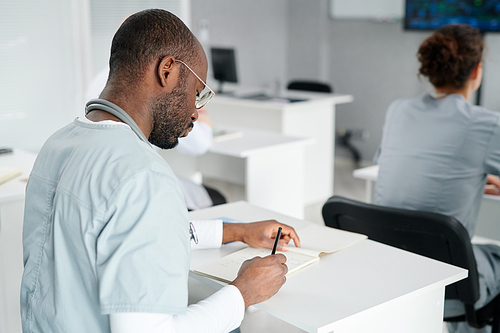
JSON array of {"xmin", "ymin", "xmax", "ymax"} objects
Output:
[
  {"xmin": 109, "ymin": 285, "xmax": 245, "ymax": 333},
  {"xmin": 190, "ymin": 220, "xmax": 223, "ymax": 250},
  {"xmin": 175, "ymin": 121, "xmax": 213, "ymax": 156},
  {"xmin": 110, "ymin": 219, "xmax": 240, "ymax": 333}
]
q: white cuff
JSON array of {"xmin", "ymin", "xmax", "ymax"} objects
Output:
[
  {"xmin": 109, "ymin": 285, "xmax": 245, "ymax": 333},
  {"xmin": 176, "ymin": 122, "xmax": 213, "ymax": 156},
  {"xmin": 190, "ymin": 220, "xmax": 223, "ymax": 250},
  {"xmin": 175, "ymin": 285, "xmax": 245, "ymax": 333}
]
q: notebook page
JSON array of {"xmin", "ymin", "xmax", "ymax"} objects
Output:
[
  {"xmin": 194, "ymin": 247, "xmax": 318, "ymax": 283},
  {"xmin": 290, "ymin": 223, "xmax": 367, "ymax": 256}
]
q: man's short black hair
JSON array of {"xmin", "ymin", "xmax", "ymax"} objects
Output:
[{"xmin": 109, "ymin": 9, "xmax": 198, "ymax": 84}]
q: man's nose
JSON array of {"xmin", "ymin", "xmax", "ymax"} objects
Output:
[{"xmin": 191, "ymin": 109, "xmax": 199, "ymax": 122}]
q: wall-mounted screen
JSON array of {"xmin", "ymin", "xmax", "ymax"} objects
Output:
[{"xmin": 405, "ymin": 0, "xmax": 500, "ymax": 32}]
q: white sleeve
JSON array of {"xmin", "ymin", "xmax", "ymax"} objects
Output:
[
  {"xmin": 175, "ymin": 122, "xmax": 213, "ymax": 156},
  {"xmin": 109, "ymin": 285, "xmax": 245, "ymax": 333},
  {"xmin": 190, "ymin": 219, "xmax": 223, "ymax": 250}
]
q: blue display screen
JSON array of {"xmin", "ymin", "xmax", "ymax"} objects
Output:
[{"xmin": 405, "ymin": 0, "xmax": 500, "ymax": 32}]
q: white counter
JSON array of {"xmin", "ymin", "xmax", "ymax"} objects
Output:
[{"xmin": 206, "ymin": 88, "xmax": 354, "ymax": 205}]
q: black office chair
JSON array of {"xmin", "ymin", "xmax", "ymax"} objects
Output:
[
  {"xmin": 287, "ymin": 80, "xmax": 332, "ymax": 93},
  {"xmin": 322, "ymin": 195, "xmax": 500, "ymax": 332}
]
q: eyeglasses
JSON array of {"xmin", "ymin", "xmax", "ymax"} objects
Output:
[{"xmin": 176, "ymin": 60, "xmax": 215, "ymax": 109}]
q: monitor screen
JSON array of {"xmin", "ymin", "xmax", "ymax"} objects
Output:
[
  {"xmin": 211, "ymin": 48, "xmax": 238, "ymax": 84},
  {"xmin": 405, "ymin": 0, "xmax": 500, "ymax": 32}
]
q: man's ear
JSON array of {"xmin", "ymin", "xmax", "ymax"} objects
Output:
[{"xmin": 157, "ymin": 56, "xmax": 178, "ymax": 90}]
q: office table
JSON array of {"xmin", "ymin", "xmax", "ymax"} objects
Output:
[
  {"xmin": 160, "ymin": 126, "xmax": 313, "ymax": 218},
  {"xmin": 188, "ymin": 201, "xmax": 467, "ymax": 333},
  {"xmin": 206, "ymin": 88, "xmax": 354, "ymax": 205},
  {"xmin": 353, "ymin": 164, "xmax": 500, "ymax": 241},
  {"xmin": 0, "ymin": 149, "xmax": 36, "ymax": 333},
  {"xmin": 351, "ymin": 164, "xmax": 379, "ymax": 203}
]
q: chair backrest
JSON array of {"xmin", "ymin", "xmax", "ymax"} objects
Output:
[
  {"xmin": 322, "ymin": 195, "xmax": 480, "ymax": 305},
  {"xmin": 287, "ymin": 80, "xmax": 332, "ymax": 93}
]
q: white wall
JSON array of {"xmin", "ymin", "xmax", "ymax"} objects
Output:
[
  {"xmin": 191, "ymin": 0, "xmax": 428, "ymax": 161},
  {"xmin": 89, "ymin": 0, "xmax": 187, "ymax": 79},
  {"xmin": 6, "ymin": 0, "xmax": 500, "ymax": 159},
  {"xmin": 286, "ymin": 0, "xmax": 331, "ymax": 83},
  {"xmin": 1, "ymin": 0, "xmax": 190, "ymax": 153},
  {"xmin": 287, "ymin": 0, "xmax": 500, "ymax": 161},
  {"xmin": 191, "ymin": 0, "xmax": 288, "ymax": 90},
  {"xmin": 324, "ymin": 20, "xmax": 431, "ymax": 161},
  {"xmin": 0, "ymin": 0, "xmax": 88, "ymax": 153},
  {"xmin": 191, "ymin": 0, "xmax": 500, "ymax": 162}
]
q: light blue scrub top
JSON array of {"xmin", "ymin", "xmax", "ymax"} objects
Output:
[
  {"xmin": 375, "ymin": 93, "xmax": 500, "ymax": 236},
  {"xmin": 21, "ymin": 118, "xmax": 191, "ymax": 333}
]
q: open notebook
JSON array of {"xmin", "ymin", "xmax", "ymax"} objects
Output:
[{"xmin": 194, "ymin": 223, "xmax": 367, "ymax": 283}]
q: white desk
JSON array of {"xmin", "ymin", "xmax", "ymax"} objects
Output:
[
  {"xmin": 160, "ymin": 126, "xmax": 313, "ymax": 218},
  {"xmin": 0, "ymin": 149, "xmax": 36, "ymax": 333},
  {"xmin": 353, "ymin": 165, "xmax": 500, "ymax": 241},
  {"xmin": 207, "ymin": 88, "xmax": 354, "ymax": 205},
  {"xmin": 351, "ymin": 164, "xmax": 380, "ymax": 203},
  {"xmin": 188, "ymin": 201, "xmax": 467, "ymax": 333}
]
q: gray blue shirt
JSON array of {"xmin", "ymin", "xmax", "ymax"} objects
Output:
[
  {"xmin": 21, "ymin": 118, "xmax": 191, "ymax": 332},
  {"xmin": 375, "ymin": 93, "xmax": 500, "ymax": 322},
  {"xmin": 375, "ymin": 93, "xmax": 500, "ymax": 237}
]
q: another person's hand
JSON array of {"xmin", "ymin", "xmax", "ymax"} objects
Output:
[
  {"xmin": 485, "ymin": 174, "xmax": 500, "ymax": 195},
  {"xmin": 223, "ymin": 220, "xmax": 301, "ymax": 251},
  {"xmin": 230, "ymin": 254, "xmax": 288, "ymax": 308}
]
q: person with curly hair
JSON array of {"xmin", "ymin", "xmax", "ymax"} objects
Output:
[{"xmin": 375, "ymin": 23, "xmax": 500, "ymax": 333}]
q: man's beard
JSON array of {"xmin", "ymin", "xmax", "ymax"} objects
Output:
[{"xmin": 148, "ymin": 82, "xmax": 193, "ymax": 150}]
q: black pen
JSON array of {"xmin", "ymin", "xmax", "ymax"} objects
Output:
[{"xmin": 271, "ymin": 227, "xmax": 282, "ymax": 255}]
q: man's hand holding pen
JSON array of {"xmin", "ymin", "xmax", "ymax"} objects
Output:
[
  {"xmin": 225, "ymin": 220, "xmax": 300, "ymax": 308},
  {"xmin": 231, "ymin": 253, "xmax": 288, "ymax": 308}
]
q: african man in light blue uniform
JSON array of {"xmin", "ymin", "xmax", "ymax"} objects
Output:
[
  {"xmin": 20, "ymin": 9, "xmax": 294, "ymax": 333},
  {"xmin": 375, "ymin": 24, "xmax": 500, "ymax": 333},
  {"xmin": 21, "ymin": 117, "xmax": 191, "ymax": 331}
]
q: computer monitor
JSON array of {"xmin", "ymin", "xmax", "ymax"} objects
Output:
[
  {"xmin": 404, "ymin": 0, "xmax": 500, "ymax": 32},
  {"xmin": 211, "ymin": 47, "xmax": 238, "ymax": 94}
]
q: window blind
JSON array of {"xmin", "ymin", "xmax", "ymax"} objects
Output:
[
  {"xmin": 0, "ymin": 0, "xmax": 85, "ymax": 152},
  {"xmin": 0, "ymin": 0, "xmax": 189, "ymax": 153}
]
